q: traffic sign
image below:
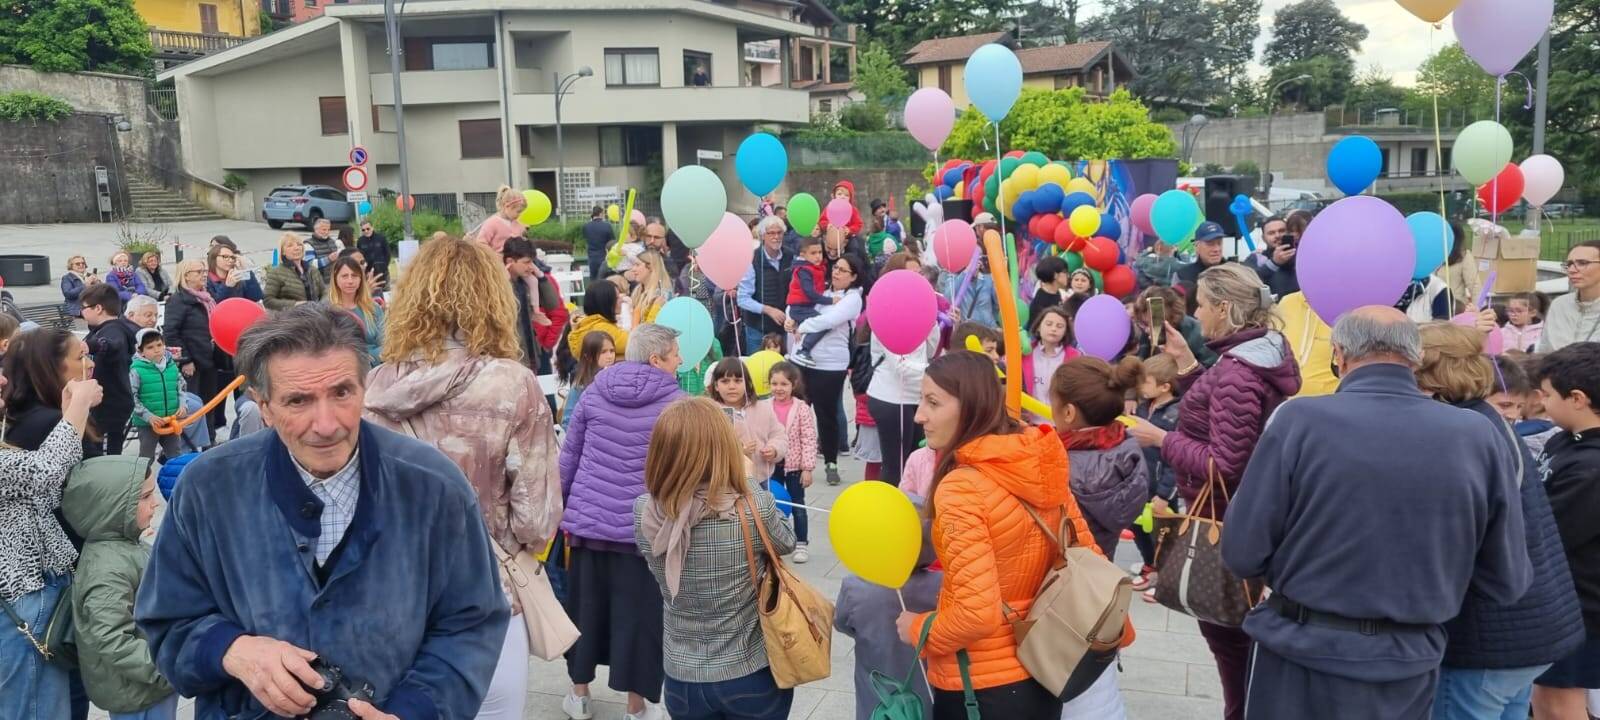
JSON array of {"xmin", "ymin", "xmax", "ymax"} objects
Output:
[
  {"xmin": 342, "ymin": 166, "xmax": 368, "ymax": 192},
  {"xmin": 346, "ymin": 191, "xmax": 368, "ymax": 203},
  {"xmin": 349, "ymin": 146, "xmax": 368, "ymax": 166}
]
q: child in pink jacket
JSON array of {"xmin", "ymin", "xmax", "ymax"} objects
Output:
[{"xmin": 767, "ymin": 361, "xmax": 817, "ymax": 562}]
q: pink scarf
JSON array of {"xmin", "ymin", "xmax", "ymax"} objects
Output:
[{"xmin": 186, "ymin": 284, "xmax": 217, "ymax": 314}]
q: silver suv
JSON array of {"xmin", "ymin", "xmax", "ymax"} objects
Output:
[{"xmin": 262, "ymin": 184, "xmax": 355, "ymax": 229}]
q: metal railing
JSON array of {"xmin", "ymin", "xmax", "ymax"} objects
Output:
[
  {"xmin": 148, "ymin": 29, "xmax": 248, "ymax": 57},
  {"xmin": 145, "ymin": 84, "xmax": 178, "ymax": 121}
]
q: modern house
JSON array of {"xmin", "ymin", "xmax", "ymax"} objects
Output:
[
  {"xmin": 137, "ymin": 0, "xmax": 263, "ymax": 68},
  {"xmin": 158, "ymin": 0, "xmax": 842, "ymax": 219},
  {"xmin": 904, "ymin": 30, "xmax": 1133, "ymax": 109}
]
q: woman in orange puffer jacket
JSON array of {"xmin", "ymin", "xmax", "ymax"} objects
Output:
[{"xmin": 896, "ymin": 350, "xmax": 1120, "ymax": 719}]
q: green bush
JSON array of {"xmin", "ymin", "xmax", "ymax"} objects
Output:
[
  {"xmin": 0, "ymin": 91, "xmax": 72, "ymax": 122},
  {"xmin": 1379, "ymin": 192, "xmax": 1447, "ymax": 216},
  {"xmin": 222, "ymin": 172, "xmax": 247, "ymax": 191},
  {"xmin": 525, "ymin": 220, "xmax": 587, "ymax": 253},
  {"xmin": 838, "ymin": 102, "xmax": 887, "ymax": 133},
  {"xmin": 364, "ymin": 204, "xmax": 462, "ymax": 247}
]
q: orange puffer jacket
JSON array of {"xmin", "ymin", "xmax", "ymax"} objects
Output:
[{"xmin": 901, "ymin": 425, "xmax": 1109, "ymax": 691}]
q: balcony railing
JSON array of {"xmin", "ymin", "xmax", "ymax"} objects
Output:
[
  {"xmin": 149, "ymin": 29, "xmax": 248, "ymax": 57},
  {"xmin": 263, "ymin": 0, "xmax": 292, "ymax": 19}
]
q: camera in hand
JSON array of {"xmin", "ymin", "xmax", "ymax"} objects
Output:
[{"xmin": 297, "ymin": 659, "xmax": 375, "ymax": 720}]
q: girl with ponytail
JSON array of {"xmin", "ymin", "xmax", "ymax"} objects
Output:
[{"xmin": 1048, "ymin": 356, "xmax": 1150, "ymax": 557}]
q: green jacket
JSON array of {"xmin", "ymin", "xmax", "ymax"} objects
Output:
[
  {"xmin": 61, "ymin": 456, "xmax": 172, "ymax": 713},
  {"xmin": 261, "ymin": 260, "xmax": 324, "ymax": 311},
  {"xmin": 129, "ymin": 356, "xmax": 182, "ymax": 427}
]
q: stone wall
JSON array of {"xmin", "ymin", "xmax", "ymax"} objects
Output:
[
  {"xmin": 0, "ymin": 65, "xmax": 154, "ymax": 172},
  {"xmin": 0, "ymin": 113, "xmax": 131, "ymax": 223},
  {"xmin": 781, "ymin": 168, "xmax": 927, "ymax": 225}
]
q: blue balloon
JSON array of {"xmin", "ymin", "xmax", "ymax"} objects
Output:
[
  {"xmin": 357, "ymin": 200, "xmax": 372, "ymax": 214},
  {"xmin": 933, "ymin": 185, "xmax": 953, "ymax": 201},
  {"xmin": 1061, "ymin": 191, "xmax": 1096, "ymax": 215},
  {"xmin": 1032, "ymin": 184, "xmax": 1065, "ymax": 214},
  {"xmin": 768, "ymin": 478, "xmax": 793, "ymax": 517},
  {"xmin": 942, "ymin": 167, "xmax": 965, "ymax": 187},
  {"xmin": 964, "ymin": 44, "xmax": 1023, "ymax": 122},
  {"xmin": 1151, "ymin": 190, "xmax": 1201, "ymax": 244},
  {"xmin": 1230, "ymin": 194, "xmax": 1255, "ymax": 251},
  {"xmin": 1117, "ymin": 245, "xmax": 1127, "ymax": 265},
  {"xmin": 1013, "ymin": 192, "xmax": 1035, "ymax": 224},
  {"xmin": 1406, "ymin": 212, "xmax": 1455, "ymax": 281},
  {"xmin": 1326, "ymin": 136, "xmax": 1382, "ymax": 196},
  {"xmin": 734, "ymin": 132, "xmax": 788, "ymax": 196},
  {"xmin": 1099, "ymin": 212, "xmax": 1121, "ymax": 242}
]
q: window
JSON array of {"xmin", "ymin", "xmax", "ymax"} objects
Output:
[
  {"xmin": 599, "ymin": 126, "xmax": 660, "ymax": 166},
  {"xmin": 937, "ymin": 65, "xmax": 952, "ymax": 94},
  {"xmin": 459, "ymin": 119, "xmax": 503, "ymax": 159},
  {"xmin": 1379, "ymin": 148, "xmax": 1391, "ymax": 178},
  {"xmin": 604, "ymin": 49, "xmax": 659, "ymax": 86},
  {"xmin": 199, "ymin": 3, "xmax": 218, "ymax": 33},
  {"xmin": 798, "ymin": 46, "xmax": 815, "ymax": 81},
  {"xmin": 403, "ymin": 37, "xmax": 495, "ymax": 71},
  {"xmin": 318, "ymin": 97, "xmax": 347, "ymax": 136},
  {"xmin": 517, "ymin": 125, "xmax": 536, "ymax": 157},
  {"xmin": 818, "ymin": 99, "xmax": 833, "ymax": 113},
  {"xmin": 310, "ymin": 188, "xmax": 344, "ymax": 201},
  {"xmin": 1441, "ymin": 147, "xmax": 1453, "ymax": 174},
  {"xmin": 1411, "ymin": 148, "xmax": 1429, "ymax": 177},
  {"xmin": 684, "ymin": 50, "xmax": 711, "ymax": 86},
  {"xmin": 304, "ymin": 0, "xmax": 316, "ymax": 6}
]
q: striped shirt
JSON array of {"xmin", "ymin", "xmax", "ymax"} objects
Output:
[{"xmin": 291, "ymin": 451, "xmax": 360, "ymax": 565}]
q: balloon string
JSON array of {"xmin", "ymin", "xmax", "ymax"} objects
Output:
[
  {"xmin": 1491, "ymin": 76, "xmax": 1504, "ymax": 231},
  {"xmin": 153, "ymin": 375, "xmax": 245, "ymax": 435},
  {"xmin": 1429, "ymin": 23, "xmax": 1454, "ymax": 314},
  {"xmin": 899, "ymin": 589, "xmax": 936, "ymax": 699},
  {"xmin": 1504, "ymin": 71, "xmax": 1535, "ymax": 110},
  {"xmin": 772, "ymin": 498, "xmax": 829, "ymax": 514},
  {"xmin": 994, "ymin": 123, "xmax": 1008, "ymax": 252}
]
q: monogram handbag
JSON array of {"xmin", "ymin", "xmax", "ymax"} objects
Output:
[
  {"xmin": 736, "ymin": 497, "xmax": 834, "ymax": 688},
  {"xmin": 1151, "ymin": 459, "xmax": 1263, "ymax": 627}
]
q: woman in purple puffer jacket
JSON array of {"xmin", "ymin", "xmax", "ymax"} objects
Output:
[
  {"xmin": 1129, "ymin": 264, "xmax": 1302, "ymax": 720},
  {"xmin": 558, "ymin": 323, "xmax": 685, "ymax": 720}
]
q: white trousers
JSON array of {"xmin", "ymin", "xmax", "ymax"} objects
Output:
[
  {"xmin": 476, "ymin": 614, "xmax": 529, "ymax": 720},
  {"xmin": 1060, "ymin": 663, "xmax": 1127, "ymax": 720}
]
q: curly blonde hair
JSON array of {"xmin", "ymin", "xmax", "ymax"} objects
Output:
[
  {"xmin": 381, "ymin": 236, "xmax": 521, "ymax": 364},
  {"xmin": 1416, "ymin": 322, "xmax": 1494, "ymax": 404}
]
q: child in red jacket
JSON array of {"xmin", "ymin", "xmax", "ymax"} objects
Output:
[
  {"xmin": 787, "ymin": 236, "xmax": 833, "ymax": 362},
  {"xmin": 815, "ymin": 180, "xmax": 864, "ymax": 238}
]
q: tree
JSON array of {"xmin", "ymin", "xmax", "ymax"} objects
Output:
[
  {"xmin": 1266, "ymin": 55, "xmax": 1353, "ymax": 110},
  {"xmin": 1081, "ymin": 0, "xmax": 1220, "ymax": 105},
  {"xmin": 0, "ymin": 0, "xmax": 151, "ymax": 75},
  {"xmin": 854, "ymin": 43, "xmax": 912, "ymax": 105},
  {"xmin": 941, "ymin": 87, "xmax": 1177, "ymax": 161},
  {"xmin": 1263, "ymin": 0, "xmax": 1367, "ymax": 66},
  {"xmin": 1415, "ymin": 43, "xmax": 1509, "ymax": 117},
  {"xmin": 1505, "ymin": 0, "xmax": 1600, "ymax": 194},
  {"xmin": 1344, "ymin": 65, "xmax": 1410, "ymax": 110},
  {"xmin": 1207, "ymin": 0, "xmax": 1261, "ymax": 101},
  {"xmin": 1013, "ymin": 0, "xmax": 1081, "ymax": 46},
  {"xmin": 833, "ymin": 0, "xmax": 1016, "ymax": 64}
]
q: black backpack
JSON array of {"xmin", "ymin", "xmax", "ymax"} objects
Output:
[{"xmin": 848, "ymin": 333, "xmax": 885, "ymax": 396}]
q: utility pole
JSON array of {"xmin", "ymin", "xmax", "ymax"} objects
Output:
[{"xmin": 383, "ymin": 0, "xmax": 413, "ymax": 242}]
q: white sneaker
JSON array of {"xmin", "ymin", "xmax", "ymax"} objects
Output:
[
  {"xmin": 793, "ymin": 542, "xmax": 810, "ymax": 564},
  {"xmin": 625, "ymin": 703, "xmax": 666, "ymax": 720},
  {"xmin": 563, "ymin": 692, "xmax": 593, "ymax": 720}
]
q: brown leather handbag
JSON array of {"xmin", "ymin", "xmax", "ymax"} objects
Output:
[
  {"xmin": 736, "ymin": 497, "xmax": 834, "ymax": 688},
  {"xmin": 1152, "ymin": 459, "xmax": 1263, "ymax": 627}
]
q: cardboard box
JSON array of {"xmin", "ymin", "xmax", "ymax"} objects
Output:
[{"xmin": 1469, "ymin": 220, "xmax": 1539, "ymax": 294}]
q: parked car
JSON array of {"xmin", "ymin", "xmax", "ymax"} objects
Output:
[{"xmin": 262, "ymin": 184, "xmax": 355, "ymax": 229}]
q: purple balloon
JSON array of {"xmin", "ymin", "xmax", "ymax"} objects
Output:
[
  {"xmin": 1297, "ymin": 196, "xmax": 1417, "ymax": 323},
  {"xmin": 1453, "ymin": 0, "xmax": 1553, "ymax": 77},
  {"xmin": 1075, "ymin": 295, "xmax": 1131, "ymax": 361}
]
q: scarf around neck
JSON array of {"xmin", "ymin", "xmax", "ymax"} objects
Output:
[
  {"xmin": 1060, "ymin": 423, "xmax": 1126, "ymax": 451},
  {"xmin": 185, "ymin": 284, "xmax": 217, "ymax": 314},
  {"xmin": 638, "ymin": 487, "xmax": 741, "ymax": 599}
]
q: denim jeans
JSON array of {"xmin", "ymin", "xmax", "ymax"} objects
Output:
[
  {"xmin": 108, "ymin": 693, "xmax": 177, "ymax": 720},
  {"xmin": 770, "ymin": 468, "xmax": 807, "ymax": 543},
  {"xmin": 664, "ymin": 667, "xmax": 793, "ymax": 720},
  {"xmin": 0, "ymin": 574, "xmax": 71, "ymax": 720},
  {"xmin": 1434, "ymin": 664, "xmax": 1551, "ymax": 720}
]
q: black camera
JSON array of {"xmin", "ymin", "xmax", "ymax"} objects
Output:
[{"xmin": 297, "ymin": 659, "xmax": 375, "ymax": 720}]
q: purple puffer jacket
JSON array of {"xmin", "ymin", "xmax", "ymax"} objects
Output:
[
  {"xmin": 559, "ymin": 361, "xmax": 684, "ymax": 545},
  {"xmin": 1162, "ymin": 328, "xmax": 1301, "ymax": 518},
  {"xmin": 1069, "ymin": 435, "xmax": 1150, "ymax": 557}
]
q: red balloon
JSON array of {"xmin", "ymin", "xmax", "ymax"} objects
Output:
[
  {"xmin": 1476, "ymin": 163, "xmax": 1525, "ymax": 215},
  {"xmin": 1082, "ymin": 237, "xmax": 1119, "ymax": 272},
  {"xmin": 1004, "ymin": 150, "xmax": 1026, "ymax": 159},
  {"xmin": 1034, "ymin": 214, "xmax": 1062, "ymax": 244},
  {"xmin": 939, "ymin": 159, "xmax": 963, "ymax": 176},
  {"xmin": 209, "ymin": 298, "xmax": 267, "ymax": 356},
  {"xmin": 1052, "ymin": 220, "xmax": 1076, "ymax": 249},
  {"xmin": 1102, "ymin": 265, "xmax": 1136, "ymax": 297}
]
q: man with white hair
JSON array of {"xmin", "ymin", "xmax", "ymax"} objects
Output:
[
  {"xmin": 1222, "ymin": 306, "xmax": 1531, "ymax": 718},
  {"xmin": 735, "ymin": 215, "xmax": 795, "ymax": 354}
]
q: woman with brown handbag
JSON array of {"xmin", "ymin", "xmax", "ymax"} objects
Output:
[
  {"xmin": 1127, "ymin": 264, "xmax": 1301, "ymax": 720},
  {"xmin": 635, "ymin": 397, "xmax": 797, "ymax": 720}
]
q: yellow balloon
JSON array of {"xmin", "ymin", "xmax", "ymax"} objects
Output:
[
  {"xmin": 1011, "ymin": 163, "xmax": 1041, "ymax": 191},
  {"xmin": 1394, "ymin": 0, "xmax": 1461, "ymax": 23},
  {"xmin": 519, "ymin": 189, "xmax": 552, "ymax": 226},
  {"xmin": 1066, "ymin": 177, "xmax": 1098, "ymax": 199},
  {"xmin": 1038, "ymin": 163, "xmax": 1072, "ymax": 188},
  {"xmin": 965, "ymin": 335, "xmax": 1054, "ymax": 421},
  {"xmin": 745, "ymin": 350, "xmax": 784, "ymax": 396},
  {"xmin": 829, "ymin": 481, "xmax": 922, "ymax": 588},
  {"xmin": 606, "ymin": 204, "xmax": 620, "ymax": 222},
  {"xmin": 999, "ymin": 180, "xmax": 1019, "ymax": 218},
  {"xmin": 1069, "ymin": 205, "xmax": 1101, "ymax": 238}
]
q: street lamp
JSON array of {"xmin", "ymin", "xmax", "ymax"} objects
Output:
[
  {"xmin": 553, "ymin": 66, "xmax": 593, "ymax": 220},
  {"xmin": 1181, "ymin": 113, "xmax": 1209, "ymax": 164},
  {"xmin": 1263, "ymin": 73, "xmax": 1312, "ymax": 202}
]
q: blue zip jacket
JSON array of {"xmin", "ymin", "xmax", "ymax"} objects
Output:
[{"xmin": 135, "ymin": 422, "xmax": 510, "ymax": 720}]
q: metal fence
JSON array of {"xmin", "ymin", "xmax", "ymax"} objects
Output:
[
  {"xmin": 413, "ymin": 193, "xmax": 458, "ymax": 217},
  {"xmin": 1540, "ymin": 227, "xmax": 1600, "ymax": 261},
  {"xmin": 146, "ymin": 84, "xmax": 178, "ymax": 122}
]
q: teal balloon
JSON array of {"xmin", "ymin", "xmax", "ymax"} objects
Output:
[
  {"xmin": 1406, "ymin": 212, "xmax": 1455, "ymax": 281},
  {"xmin": 964, "ymin": 44, "xmax": 1023, "ymax": 121},
  {"xmin": 661, "ymin": 165, "xmax": 728, "ymax": 249},
  {"xmin": 1151, "ymin": 190, "xmax": 1201, "ymax": 245},
  {"xmin": 735, "ymin": 132, "xmax": 787, "ymax": 197},
  {"xmin": 1019, "ymin": 151, "xmax": 1049, "ymax": 167},
  {"xmin": 999, "ymin": 157, "xmax": 1021, "ymax": 179},
  {"xmin": 656, "ymin": 297, "xmax": 714, "ymax": 365},
  {"xmin": 357, "ymin": 201, "xmax": 372, "ymax": 214}
]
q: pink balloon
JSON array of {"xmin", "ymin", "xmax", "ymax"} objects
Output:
[
  {"xmin": 1520, "ymin": 154, "xmax": 1564, "ymax": 208},
  {"xmin": 1452, "ymin": 312, "xmax": 1504, "ymax": 356},
  {"xmin": 694, "ymin": 212, "xmax": 755, "ymax": 289},
  {"xmin": 825, "ymin": 197, "xmax": 853, "ymax": 228},
  {"xmin": 933, "ymin": 219, "xmax": 978, "ymax": 273},
  {"xmin": 866, "ymin": 270, "xmax": 937, "ymax": 355},
  {"xmin": 1129, "ymin": 194, "xmax": 1158, "ymax": 239},
  {"xmin": 905, "ymin": 88, "xmax": 956, "ymax": 152}
]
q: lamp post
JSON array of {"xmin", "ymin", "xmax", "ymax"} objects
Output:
[
  {"xmin": 1181, "ymin": 113, "xmax": 1209, "ymax": 164},
  {"xmin": 553, "ymin": 66, "xmax": 593, "ymax": 220},
  {"xmin": 1263, "ymin": 74, "xmax": 1312, "ymax": 202},
  {"xmin": 384, "ymin": 0, "xmax": 414, "ymax": 242}
]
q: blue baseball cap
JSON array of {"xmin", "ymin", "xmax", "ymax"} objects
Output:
[{"xmin": 1194, "ymin": 221, "xmax": 1227, "ymax": 242}]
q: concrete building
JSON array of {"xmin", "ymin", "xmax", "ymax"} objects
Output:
[
  {"xmin": 158, "ymin": 0, "xmax": 842, "ymax": 218},
  {"xmin": 904, "ymin": 31, "xmax": 1133, "ymax": 109},
  {"xmin": 139, "ymin": 0, "xmax": 263, "ymax": 68}
]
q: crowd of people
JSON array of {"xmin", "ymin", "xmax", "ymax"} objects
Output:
[{"xmin": 4, "ymin": 177, "xmax": 1600, "ymax": 720}]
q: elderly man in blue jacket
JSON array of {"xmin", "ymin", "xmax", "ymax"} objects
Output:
[{"xmin": 135, "ymin": 304, "xmax": 509, "ymax": 720}]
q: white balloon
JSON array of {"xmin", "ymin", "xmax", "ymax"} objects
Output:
[{"xmin": 1520, "ymin": 154, "xmax": 1565, "ymax": 208}]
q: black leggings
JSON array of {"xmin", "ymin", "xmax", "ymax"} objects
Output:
[
  {"xmin": 801, "ymin": 367, "xmax": 848, "ymax": 466},
  {"xmin": 867, "ymin": 396, "xmax": 921, "ymax": 484},
  {"xmin": 932, "ymin": 678, "xmax": 1062, "ymax": 719}
]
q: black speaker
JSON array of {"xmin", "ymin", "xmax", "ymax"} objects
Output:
[
  {"xmin": 942, "ymin": 199, "xmax": 974, "ymax": 227},
  {"xmin": 1204, "ymin": 175, "xmax": 1256, "ymax": 238}
]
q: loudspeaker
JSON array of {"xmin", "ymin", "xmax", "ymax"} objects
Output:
[
  {"xmin": 1204, "ymin": 175, "xmax": 1256, "ymax": 238},
  {"xmin": 942, "ymin": 199, "xmax": 973, "ymax": 227}
]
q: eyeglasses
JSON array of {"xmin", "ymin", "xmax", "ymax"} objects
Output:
[
  {"xmin": 216, "ymin": 253, "xmax": 236, "ymax": 260},
  {"xmin": 1562, "ymin": 259, "xmax": 1598, "ymax": 271}
]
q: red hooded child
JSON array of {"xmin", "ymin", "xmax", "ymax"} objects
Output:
[{"xmin": 815, "ymin": 179, "xmax": 864, "ymax": 237}]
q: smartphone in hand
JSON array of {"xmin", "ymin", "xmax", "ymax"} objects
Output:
[{"xmin": 1148, "ymin": 297, "xmax": 1166, "ymax": 347}]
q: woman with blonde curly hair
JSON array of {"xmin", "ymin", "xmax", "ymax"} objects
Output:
[{"xmin": 362, "ymin": 236, "xmax": 561, "ymax": 720}]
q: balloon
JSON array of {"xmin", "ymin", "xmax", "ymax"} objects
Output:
[
  {"xmin": 1011, "ymin": 164, "xmax": 1040, "ymax": 191},
  {"xmin": 1019, "ymin": 151, "xmax": 1049, "ymax": 167},
  {"xmin": 518, "ymin": 189, "xmax": 552, "ymax": 226},
  {"xmin": 693, "ymin": 212, "xmax": 754, "ymax": 288},
  {"xmin": 866, "ymin": 270, "xmax": 938, "ymax": 355},
  {"xmin": 999, "ymin": 157, "xmax": 1021, "ymax": 179},
  {"xmin": 964, "ymin": 44, "xmax": 1023, "ymax": 121},
  {"xmin": 606, "ymin": 204, "xmax": 620, "ymax": 222},
  {"xmin": 1407, "ymin": 212, "xmax": 1456, "ymax": 281},
  {"xmin": 904, "ymin": 87, "xmax": 957, "ymax": 151},
  {"xmin": 1327, "ymin": 136, "xmax": 1383, "ymax": 196},
  {"xmin": 1102, "ymin": 265, "xmax": 1136, "ymax": 298},
  {"xmin": 1477, "ymin": 163, "xmax": 1525, "ymax": 215},
  {"xmin": 1454, "ymin": 121, "xmax": 1514, "ymax": 186},
  {"xmin": 1130, "ymin": 193, "xmax": 1159, "ymax": 238},
  {"xmin": 1452, "ymin": 312, "xmax": 1505, "ymax": 355},
  {"xmin": 1151, "ymin": 190, "xmax": 1201, "ymax": 245},
  {"xmin": 1081, "ymin": 236, "xmax": 1119, "ymax": 272},
  {"xmin": 933, "ymin": 219, "xmax": 978, "ymax": 272},
  {"xmin": 933, "ymin": 185, "xmax": 954, "ymax": 202},
  {"xmin": 357, "ymin": 200, "xmax": 372, "ymax": 214},
  {"xmin": 1064, "ymin": 250, "xmax": 1084, "ymax": 272},
  {"xmin": 825, "ymin": 196, "xmax": 854, "ymax": 228},
  {"xmin": 1520, "ymin": 155, "xmax": 1565, "ymax": 207},
  {"xmin": 1066, "ymin": 178, "xmax": 1097, "ymax": 199},
  {"xmin": 656, "ymin": 297, "xmax": 714, "ymax": 366},
  {"xmin": 1039, "ymin": 163, "xmax": 1072, "ymax": 188},
  {"xmin": 830, "ymin": 481, "xmax": 922, "ymax": 588},
  {"xmin": 1004, "ymin": 150, "xmax": 1026, "ymax": 159},
  {"xmin": 745, "ymin": 349, "xmax": 785, "ymax": 396},
  {"xmin": 735, "ymin": 133, "xmax": 787, "ymax": 197},
  {"xmin": 1052, "ymin": 221, "xmax": 1077, "ymax": 250},
  {"xmin": 662, "ymin": 165, "xmax": 728, "ymax": 248},
  {"xmin": 1068, "ymin": 205, "xmax": 1101, "ymax": 238},
  {"xmin": 980, "ymin": 230, "xmax": 1024, "ymax": 418},
  {"xmin": 1075, "ymin": 295, "xmax": 1132, "ymax": 361},
  {"xmin": 209, "ymin": 298, "xmax": 266, "ymax": 356},
  {"xmin": 1034, "ymin": 214, "xmax": 1063, "ymax": 244},
  {"xmin": 788, "ymin": 192, "xmax": 820, "ymax": 236},
  {"xmin": 1061, "ymin": 191, "xmax": 1096, "ymax": 216},
  {"xmin": 1032, "ymin": 184, "xmax": 1065, "ymax": 215},
  {"xmin": 767, "ymin": 473, "xmax": 792, "ymax": 517},
  {"xmin": 394, "ymin": 194, "xmax": 415, "ymax": 211},
  {"xmin": 1098, "ymin": 213, "xmax": 1121, "ymax": 242},
  {"xmin": 1453, "ymin": 0, "xmax": 1553, "ymax": 77},
  {"xmin": 1395, "ymin": 0, "xmax": 1462, "ymax": 23},
  {"xmin": 1298, "ymin": 196, "xmax": 1416, "ymax": 323}
]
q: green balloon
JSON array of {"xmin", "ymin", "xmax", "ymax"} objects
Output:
[
  {"xmin": 1020, "ymin": 151, "xmax": 1049, "ymax": 167},
  {"xmin": 1087, "ymin": 267, "xmax": 1104, "ymax": 290},
  {"xmin": 788, "ymin": 192, "xmax": 820, "ymax": 236},
  {"xmin": 985, "ymin": 173, "xmax": 1000, "ymax": 198},
  {"xmin": 661, "ymin": 165, "xmax": 727, "ymax": 249},
  {"xmin": 999, "ymin": 157, "xmax": 1021, "ymax": 179},
  {"xmin": 1064, "ymin": 251, "xmax": 1084, "ymax": 272},
  {"xmin": 1453, "ymin": 121, "xmax": 1513, "ymax": 186}
]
